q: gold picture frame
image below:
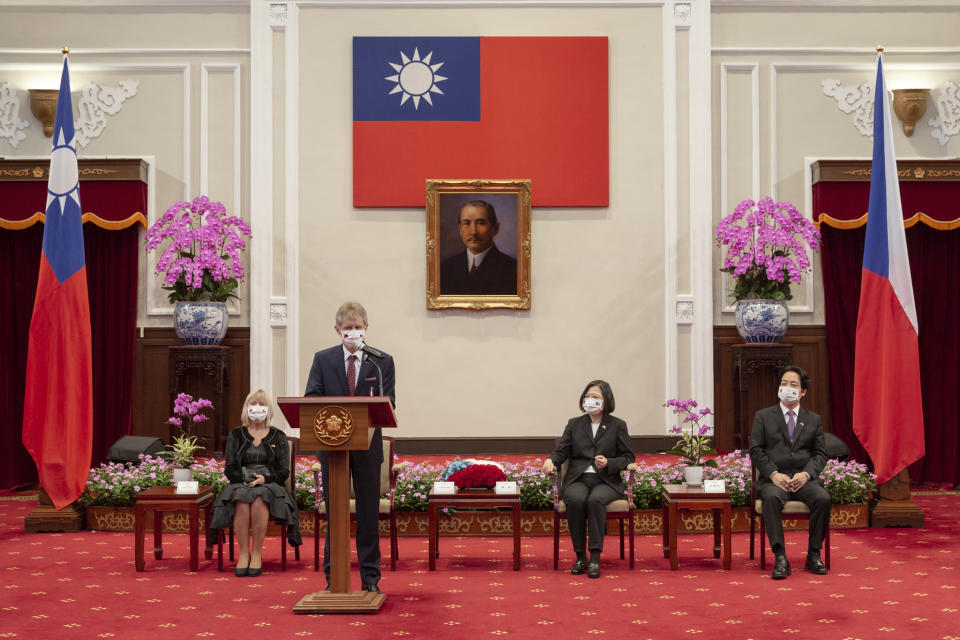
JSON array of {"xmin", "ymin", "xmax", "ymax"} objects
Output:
[{"xmin": 426, "ymin": 179, "xmax": 531, "ymax": 310}]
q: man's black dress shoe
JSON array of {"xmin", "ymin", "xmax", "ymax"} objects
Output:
[
  {"xmin": 587, "ymin": 561, "xmax": 601, "ymax": 579},
  {"xmin": 804, "ymin": 552, "xmax": 828, "ymax": 575},
  {"xmin": 362, "ymin": 583, "xmax": 382, "ymax": 594},
  {"xmin": 771, "ymin": 555, "xmax": 792, "ymax": 580},
  {"xmin": 570, "ymin": 559, "xmax": 587, "ymax": 575}
]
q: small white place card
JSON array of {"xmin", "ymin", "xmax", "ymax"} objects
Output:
[
  {"xmin": 703, "ymin": 480, "xmax": 726, "ymax": 493},
  {"xmin": 495, "ymin": 481, "xmax": 518, "ymax": 495},
  {"xmin": 432, "ymin": 481, "xmax": 456, "ymax": 495},
  {"xmin": 175, "ymin": 481, "xmax": 199, "ymax": 495}
]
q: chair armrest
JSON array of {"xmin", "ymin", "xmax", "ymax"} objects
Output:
[
  {"xmin": 312, "ymin": 467, "xmax": 323, "ymax": 507},
  {"xmin": 550, "ymin": 470, "xmax": 560, "ymax": 510},
  {"xmin": 625, "ymin": 462, "xmax": 638, "ymax": 511}
]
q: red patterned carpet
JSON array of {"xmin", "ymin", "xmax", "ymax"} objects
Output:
[{"xmin": 1, "ymin": 493, "xmax": 958, "ymax": 640}]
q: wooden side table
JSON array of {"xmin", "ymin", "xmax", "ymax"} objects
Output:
[
  {"xmin": 428, "ymin": 489, "xmax": 521, "ymax": 571},
  {"xmin": 661, "ymin": 484, "xmax": 732, "ymax": 570},
  {"xmin": 134, "ymin": 485, "xmax": 214, "ymax": 572}
]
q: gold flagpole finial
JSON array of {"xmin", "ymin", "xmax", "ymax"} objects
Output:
[
  {"xmin": 876, "ymin": 45, "xmax": 884, "ymax": 53},
  {"xmin": 62, "ymin": 46, "xmax": 70, "ymax": 55}
]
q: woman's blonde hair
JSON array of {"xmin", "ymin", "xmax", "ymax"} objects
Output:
[{"xmin": 241, "ymin": 388, "xmax": 274, "ymax": 426}]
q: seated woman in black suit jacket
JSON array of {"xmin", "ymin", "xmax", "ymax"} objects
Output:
[
  {"xmin": 543, "ymin": 380, "xmax": 634, "ymax": 578},
  {"xmin": 209, "ymin": 389, "xmax": 301, "ymax": 577}
]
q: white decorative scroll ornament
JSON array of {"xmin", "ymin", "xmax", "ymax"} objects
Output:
[
  {"xmin": 0, "ymin": 82, "xmax": 29, "ymax": 148},
  {"xmin": 675, "ymin": 300, "xmax": 694, "ymax": 324},
  {"xmin": 928, "ymin": 81, "xmax": 960, "ymax": 146},
  {"xmin": 75, "ymin": 80, "xmax": 139, "ymax": 148},
  {"xmin": 674, "ymin": 2, "xmax": 692, "ymax": 26},
  {"xmin": 821, "ymin": 79, "xmax": 874, "ymax": 137}
]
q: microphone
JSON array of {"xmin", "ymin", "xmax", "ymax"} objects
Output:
[
  {"xmin": 360, "ymin": 343, "xmax": 387, "ymax": 359},
  {"xmin": 358, "ymin": 344, "xmax": 385, "ymax": 397}
]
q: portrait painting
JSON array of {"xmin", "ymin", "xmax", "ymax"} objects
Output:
[{"xmin": 426, "ymin": 179, "xmax": 531, "ymax": 310}]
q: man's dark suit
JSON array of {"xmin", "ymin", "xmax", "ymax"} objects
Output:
[
  {"xmin": 439, "ymin": 244, "xmax": 517, "ymax": 295},
  {"xmin": 749, "ymin": 404, "xmax": 830, "ymax": 556},
  {"xmin": 304, "ymin": 345, "xmax": 396, "ymax": 586},
  {"xmin": 548, "ymin": 414, "xmax": 634, "ymax": 553}
]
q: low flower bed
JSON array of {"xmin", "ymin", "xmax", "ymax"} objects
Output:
[{"xmin": 79, "ymin": 452, "xmax": 876, "ymax": 535}]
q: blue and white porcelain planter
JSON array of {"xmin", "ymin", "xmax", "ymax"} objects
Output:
[
  {"xmin": 173, "ymin": 301, "xmax": 229, "ymax": 345},
  {"xmin": 734, "ymin": 299, "xmax": 789, "ymax": 343}
]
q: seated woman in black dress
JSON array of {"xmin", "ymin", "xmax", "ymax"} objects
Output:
[
  {"xmin": 210, "ymin": 389, "xmax": 301, "ymax": 576},
  {"xmin": 542, "ymin": 379, "xmax": 634, "ymax": 578}
]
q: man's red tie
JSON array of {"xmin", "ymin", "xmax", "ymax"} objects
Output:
[
  {"xmin": 469, "ymin": 262, "xmax": 477, "ymax": 276},
  {"xmin": 347, "ymin": 354, "xmax": 358, "ymax": 395}
]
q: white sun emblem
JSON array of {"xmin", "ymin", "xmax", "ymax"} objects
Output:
[{"xmin": 384, "ymin": 48, "xmax": 447, "ymax": 110}]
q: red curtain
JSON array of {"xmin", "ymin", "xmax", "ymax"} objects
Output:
[
  {"xmin": 820, "ymin": 217, "xmax": 960, "ymax": 485},
  {"xmin": 1, "ymin": 173, "xmax": 144, "ymax": 491},
  {"xmin": 1, "ymin": 224, "xmax": 140, "ymax": 490}
]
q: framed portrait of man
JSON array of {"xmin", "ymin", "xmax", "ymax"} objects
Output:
[{"xmin": 426, "ymin": 179, "xmax": 531, "ymax": 310}]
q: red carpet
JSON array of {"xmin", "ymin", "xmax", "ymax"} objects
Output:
[{"xmin": 2, "ymin": 493, "xmax": 959, "ymax": 639}]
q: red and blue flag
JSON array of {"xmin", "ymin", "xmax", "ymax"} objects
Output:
[
  {"xmin": 21, "ymin": 56, "xmax": 93, "ymax": 510},
  {"xmin": 852, "ymin": 53, "xmax": 925, "ymax": 485},
  {"xmin": 353, "ymin": 36, "xmax": 608, "ymax": 207}
]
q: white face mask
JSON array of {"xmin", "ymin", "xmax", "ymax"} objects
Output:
[
  {"xmin": 341, "ymin": 329, "xmax": 366, "ymax": 349},
  {"xmin": 247, "ymin": 405, "xmax": 269, "ymax": 422},
  {"xmin": 778, "ymin": 385, "xmax": 801, "ymax": 404},
  {"xmin": 582, "ymin": 397, "xmax": 603, "ymax": 414}
]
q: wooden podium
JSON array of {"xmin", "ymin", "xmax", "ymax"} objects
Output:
[{"xmin": 277, "ymin": 396, "xmax": 397, "ymax": 614}]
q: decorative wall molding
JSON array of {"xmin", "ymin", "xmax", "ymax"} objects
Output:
[
  {"xmin": 269, "ymin": 301, "xmax": 288, "ymax": 326},
  {"xmin": 673, "ymin": 2, "xmax": 691, "ymax": 27},
  {"xmin": 269, "ymin": 2, "xmax": 288, "ymax": 29},
  {"xmin": 821, "ymin": 78, "xmax": 873, "ymax": 137},
  {"xmin": 0, "ymin": 82, "xmax": 29, "ymax": 148},
  {"xmin": 75, "ymin": 80, "xmax": 139, "ymax": 148},
  {"xmin": 929, "ymin": 80, "xmax": 960, "ymax": 146},
  {"xmin": 675, "ymin": 299, "xmax": 694, "ymax": 324}
]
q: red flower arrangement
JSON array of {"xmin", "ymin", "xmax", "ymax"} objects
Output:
[{"xmin": 447, "ymin": 464, "xmax": 507, "ymax": 489}]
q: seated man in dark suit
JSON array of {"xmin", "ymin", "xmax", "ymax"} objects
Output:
[
  {"xmin": 439, "ymin": 200, "xmax": 517, "ymax": 295},
  {"xmin": 749, "ymin": 365, "xmax": 831, "ymax": 580}
]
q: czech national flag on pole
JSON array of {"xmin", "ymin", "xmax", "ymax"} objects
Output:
[
  {"xmin": 21, "ymin": 54, "xmax": 93, "ymax": 510},
  {"xmin": 852, "ymin": 52, "xmax": 924, "ymax": 485},
  {"xmin": 353, "ymin": 36, "xmax": 608, "ymax": 207}
]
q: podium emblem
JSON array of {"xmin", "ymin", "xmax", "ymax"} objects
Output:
[{"xmin": 313, "ymin": 406, "xmax": 354, "ymax": 445}]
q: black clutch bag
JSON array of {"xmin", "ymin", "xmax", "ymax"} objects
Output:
[{"xmin": 242, "ymin": 465, "xmax": 271, "ymax": 484}]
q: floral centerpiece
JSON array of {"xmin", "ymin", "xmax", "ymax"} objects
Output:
[
  {"xmin": 145, "ymin": 196, "xmax": 251, "ymax": 344},
  {"xmin": 443, "ymin": 459, "xmax": 507, "ymax": 489},
  {"xmin": 821, "ymin": 459, "xmax": 878, "ymax": 503},
  {"xmin": 664, "ymin": 397, "xmax": 718, "ymax": 486},
  {"xmin": 79, "ymin": 454, "xmax": 174, "ymax": 507},
  {"xmin": 716, "ymin": 197, "xmax": 821, "ymax": 342}
]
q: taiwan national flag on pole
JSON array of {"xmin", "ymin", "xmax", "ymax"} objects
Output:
[
  {"xmin": 21, "ymin": 54, "xmax": 93, "ymax": 510},
  {"xmin": 353, "ymin": 36, "xmax": 608, "ymax": 207},
  {"xmin": 852, "ymin": 52, "xmax": 924, "ymax": 485}
]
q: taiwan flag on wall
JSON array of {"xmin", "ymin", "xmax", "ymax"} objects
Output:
[
  {"xmin": 21, "ymin": 56, "xmax": 93, "ymax": 510},
  {"xmin": 353, "ymin": 36, "xmax": 609, "ymax": 207}
]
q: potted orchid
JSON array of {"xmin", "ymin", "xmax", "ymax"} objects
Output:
[
  {"xmin": 166, "ymin": 393, "xmax": 213, "ymax": 481},
  {"xmin": 716, "ymin": 197, "xmax": 821, "ymax": 342},
  {"xmin": 145, "ymin": 196, "xmax": 251, "ymax": 345},
  {"xmin": 664, "ymin": 398, "xmax": 718, "ymax": 486}
]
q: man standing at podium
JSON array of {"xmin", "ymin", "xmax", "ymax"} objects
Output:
[{"xmin": 305, "ymin": 301, "xmax": 396, "ymax": 594}]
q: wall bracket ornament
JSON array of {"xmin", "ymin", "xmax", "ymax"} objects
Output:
[
  {"xmin": 928, "ymin": 80, "xmax": 960, "ymax": 146},
  {"xmin": 821, "ymin": 79, "xmax": 874, "ymax": 137},
  {"xmin": 0, "ymin": 82, "xmax": 29, "ymax": 148},
  {"xmin": 75, "ymin": 80, "xmax": 139, "ymax": 148}
]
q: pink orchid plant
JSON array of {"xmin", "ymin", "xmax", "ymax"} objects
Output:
[
  {"xmin": 716, "ymin": 197, "xmax": 821, "ymax": 301},
  {"xmin": 664, "ymin": 398, "xmax": 718, "ymax": 468},
  {"xmin": 145, "ymin": 196, "xmax": 251, "ymax": 303}
]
